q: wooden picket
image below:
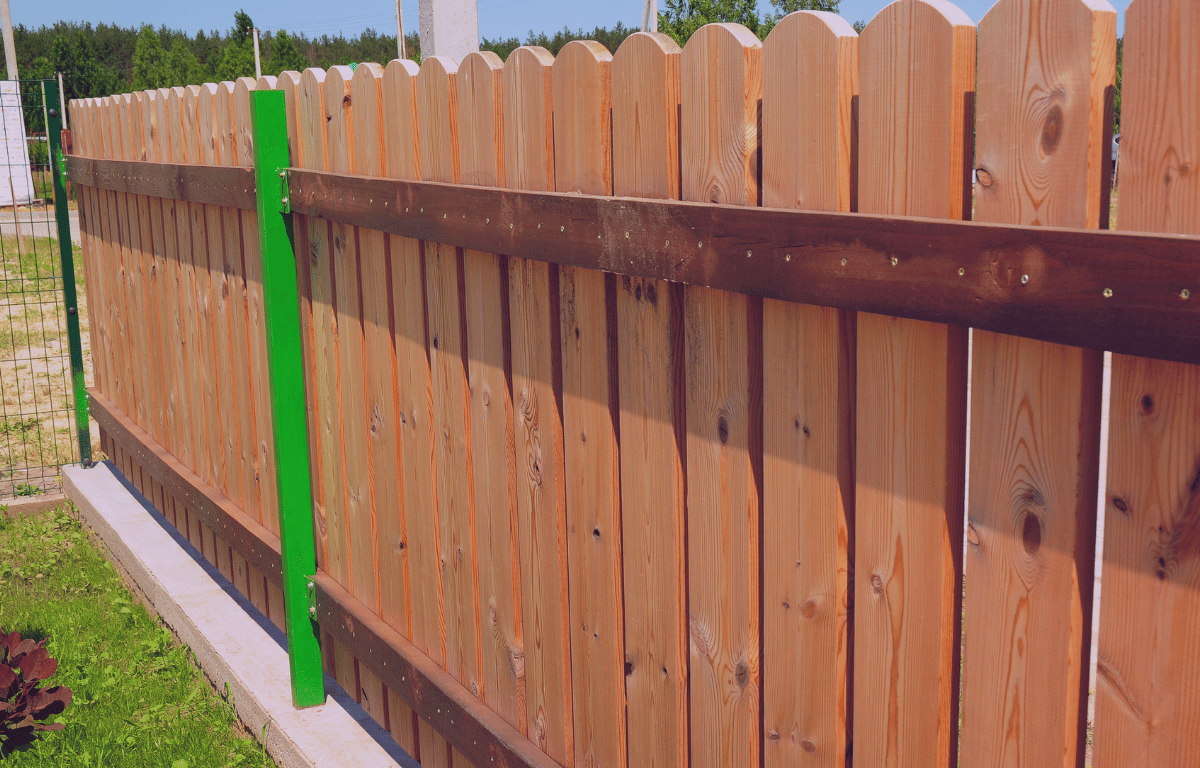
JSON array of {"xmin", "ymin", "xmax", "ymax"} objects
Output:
[{"xmin": 66, "ymin": 1, "xmax": 1200, "ymax": 765}]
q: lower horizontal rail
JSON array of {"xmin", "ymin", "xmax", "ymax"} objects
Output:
[{"xmin": 87, "ymin": 388, "xmax": 559, "ymax": 768}]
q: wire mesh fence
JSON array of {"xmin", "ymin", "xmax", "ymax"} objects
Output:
[{"xmin": 0, "ymin": 79, "xmax": 89, "ymax": 498}]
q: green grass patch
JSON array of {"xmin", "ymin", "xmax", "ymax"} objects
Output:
[{"xmin": 0, "ymin": 507, "xmax": 278, "ymax": 767}]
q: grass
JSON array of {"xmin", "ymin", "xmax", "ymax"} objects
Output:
[{"xmin": 0, "ymin": 506, "xmax": 278, "ymax": 767}]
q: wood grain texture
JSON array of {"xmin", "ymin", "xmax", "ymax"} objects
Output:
[
  {"xmin": 350, "ymin": 62, "xmax": 406, "ymax": 633},
  {"xmin": 166, "ymin": 88, "xmax": 201, "ymax": 476},
  {"xmin": 503, "ymin": 44, "xmax": 574, "ymax": 766},
  {"xmin": 610, "ymin": 31, "xmax": 688, "ymax": 768},
  {"xmin": 69, "ymin": 100, "xmax": 107, "ymax": 404},
  {"xmin": 300, "ymin": 67, "xmax": 352, "ymax": 586},
  {"xmin": 418, "ymin": 55, "xmax": 484, "ymax": 700},
  {"xmin": 235, "ymin": 77, "xmax": 281, "ymax": 537},
  {"xmin": 458, "ymin": 48, "xmax": 526, "ymax": 735},
  {"xmin": 131, "ymin": 91, "xmax": 166, "ymax": 450},
  {"xmin": 680, "ymin": 23, "xmax": 763, "ymax": 768},
  {"xmin": 112, "ymin": 95, "xmax": 150, "ymax": 435},
  {"xmin": 553, "ymin": 39, "xmax": 626, "ymax": 768},
  {"xmin": 326, "ymin": 64, "xmax": 376, "ymax": 607},
  {"xmin": 214, "ymin": 82, "xmax": 254, "ymax": 515},
  {"xmin": 854, "ymin": 2, "xmax": 973, "ymax": 767},
  {"xmin": 100, "ymin": 97, "xmax": 135, "ymax": 429},
  {"xmin": 192, "ymin": 84, "xmax": 225, "ymax": 493},
  {"xmin": 963, "ymin": 0, "xmax": 1113, "ymax": 765},
  {"xmin": 1095, "ymin": 0, "xmax": 1200, "ymax": 763},
  {"xmin": 760, "ymin": 12, "xmax": 857, "ymax": 768}
]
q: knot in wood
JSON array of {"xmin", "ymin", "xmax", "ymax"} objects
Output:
[
  {"xmin": 735, "ymin": 661, "xmax": 750, "ymax": 688},
  {"xmin": 871, "ymin": 574, "xmax": 884, "ymax": 594}
]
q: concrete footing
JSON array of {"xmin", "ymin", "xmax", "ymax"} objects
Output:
[{"xmin": 64, "ymin": 461, "xmax": 419, "ymax": 768}]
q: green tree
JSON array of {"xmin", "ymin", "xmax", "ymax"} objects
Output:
[
  {"xmin": 658, "ymin": 0, "xmax": 762, "ymax": 45},
  {"xmin": 214, "ymin": 10, "xmax": 256, "ymax": 81},
  {"xmin": 167, "ymin": 39, "xmax": 207, "ymax": 86},
  {"xmin": 264, "ymin": 30, "xmax": 308, "ymax": 76},
  {"xmin": 52, "ymin": 29, "xmax": 123, "ymax": 102},
  {"xmin": 132, "ymin": 25, "xmax": 171, "ymax": 89}
]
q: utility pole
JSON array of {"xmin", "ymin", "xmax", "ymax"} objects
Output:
[
  {"xmin": 642, "ymin": 0, "xmax": 657, "ymax": 33},
  {"xmin": 417, "ymin": 0, "xmax": 478, "ymax": 62},
  {"xmin": 253, "ymin": 28, "xmax": 262, "ymax": 79},
  {"xmin": 0, "ymin": 0, "xmax": 17, "ymax": 80},
  {"xmin": 396, "ymin": 0, "xmax": 407, "ymax": 59}
]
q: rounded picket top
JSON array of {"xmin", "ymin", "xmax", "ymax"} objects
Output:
[
  {"xmin": 232, "ymin": 78, "xmax": 258, "ymax": 166},
  {"xmin": 383, "ymin": 58, "xmax": 421, "ymax": 181},
  {"xmin": 350, "ymin": 63, "xmax": 385, "ymax": 178},
  {"xmin": 324, "ymin": 65, "xmax": 356, "ymax": 174},
  {"xmin": 680, "ymin": 22, "xmax": 763, "ymax": 206},
  {"xmin": 458, "ymin": 50, "xmax": 505, "ymax": 188},
  {"xmin": 415, "ymin": 55, "xmax": 460, "ymax": 184},
  {"xmin": 553, "ymin": 40, "xmax": 613, "ymax": 195},
  {"xmin": 762, "ymin": 11, "xmax": 859, "ymax": 212},
  {"xmin": 256, "ymin": 74, "xmax": 278, "ymax": 91},
  {"xmin": 134, "ymin": 89, "xmax": 154, "ymax": 162},
  {"xmin": 274, "ymin": 71, "xmax": 303, "ymax": 166},
  {"xmin": 298, "ymin": 68, "xmax": 329, "ymax": 172},
  {"xmin": 502, "ymin": 46, "xmax": 555, "ymax": 192},
  {"xmin": 215, "ymin": 82, "xmax": 239, "ymax": 167},
  {"xmin": 612, "ymin": 32, "xmax": 681, "ymax": 200},
  {"xmin": 858, "ymin": 0, "xmax": 975, "ymax": 218}
]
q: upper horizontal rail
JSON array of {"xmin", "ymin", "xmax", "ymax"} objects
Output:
[
  {"xmin": 67, "ymin": 155, "xmax": 1200, "ymax": 365},
  {"xmin": 68, "ymin": 155, "xmax": 257, "ymax": 211}
]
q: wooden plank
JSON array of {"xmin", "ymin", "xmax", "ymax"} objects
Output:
[
  {"xmin": 64, "ymin": 156, "xmax": 257, "ymax": 210},
  {"xmin": 383, "ymin": 55, "xmax": 440, "ymax": 665},
  {"xmin": 129, "ymin": 92, "xmax": 164, "ymax": 447},
  {"xmin": 195, "ymin": 84, "xmax": 228, "ymax": 494},
  {"xmin": 552, "ymin": 39, "xmax": 626, "ymax": 768},
  {"xmin": 98, "ymin": 97, "xmax": 135, "ymax": 424},
  {"xmin": 961, "ymin": 0, "xmax": 1113, "ymax": 765},
  {"xmin": 350, "ymin": 62, "xmax": 408, "ymax": 633},
  {"xmin": 417, "ymin": 55, "xmax": 484, "ymax": 702},
  {"xmin": 325, "ymin": 64, "xmax": 375, "ymax": 608},
  {"xmin": 298, "ymin": 67, "xmax": 351, "ymax": 586},
  {"xmin": 610, "ymin": 30, "xmax": 687, "ymax": 768},
  {"xmin": 1094, "ymin": 0, "xmax": 1200, "ymax": 763},
  {"xmin": 237, "ymin": 76, "xmax": 280, "ymax": 536},
  {"xmin": 854, "ymin": 2, "xmax": 974, "ymax": 766},
  {"xmin": 216, "ymin": 80, "xmax": 261, "ymax": 521},
  {"xmin": 313, "ymin": 572, "xmax": 564, "ymax": 768},
  {"xmin": 385, "ymin": 53, "xmax": 453, "ymax": 768},
  {"xmin": 285, "ymin": 167, "xmax": 1200, "ymax": 366},
  {"xmin": 760, "ymin": 11, "xmax": 857, "ymax": 767},
  {"xmin": 201, "ymin": 83, "xmax": 242, "ymax": 508},
  {"xmin": 679, "ymin": 22, "xmax": 763, "ymax": 768},
  {"xmin": 388, "ymin": 687, "xmax": 419, "ymax": 757},
  {"xmin": 503, "ymin": 44, "xmax": 574, "ymax": 765},
  {"xmin": 73, "ymin": 100, "xmax": 112, "ymax": 418},
  {"xmin": 457, "ymin": 48, "xmax": 526, "ymax": 735},
  {"xmin": 162, "ymin": 88, "xmax": 199, "ymax": 475},
  {"xmin": 143, "ymin": 88, "xmax": 179, "ymax": 461}
]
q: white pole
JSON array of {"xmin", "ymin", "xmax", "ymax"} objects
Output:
[
  {"xmin": 253, "ymin": 28, "xmax": 262, "ymax": 79},
  {"xmin": 0, "ymin": 0, "xmax": 17, "ymax": 80},
  {"xmin": 650, "ymin": 0, "xmax": 657, "ymax": 33},
  {"xmin": 396, "ymin": 0, "xmax": 407, "ymax": 59},
  {"xmin": 642, "ymin": 0, "xmax": 651, "ymax": 31},
  {"xmin": 418, "ymin": 0, "xmax": 478, "ymax": 62},
  {"xmin": 58, "ymin": 73, "xmax": 67, "ymax": 131}
]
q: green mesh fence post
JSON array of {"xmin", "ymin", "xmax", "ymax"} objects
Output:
[
  {"xmin": 249, "ymin": 88, "xmax": 324, "ymax": 708},
  {"xmin": 47, "ymin": 83, "xmax": 91, "ymax": 468}
]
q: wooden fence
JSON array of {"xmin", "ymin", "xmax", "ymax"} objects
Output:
[{"xmin": 64, "ymin": 0, "xmax": 1200, "ymax": 765}]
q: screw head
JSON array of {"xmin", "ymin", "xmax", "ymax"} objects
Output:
[
  {"xmin": 890, "ymin": 256, "xmax": 899, "ymax": 266},
  {"xmin": 746, "ymin": 250, "xmax": 752, "ymax": 258},
  {"xmin": 1103, "ymin": 288, "xmax": 1113, "ymax": 298},
  {"xmin": 785, "ymin": 253, "xmax": 791, "ymax": 262},
  {"xmin": 958, "ymin": 267, "xmax": 965, "ymax": 276},
  {"xmin": 1182, "ymin": 288, "xmax": 1191, "ymax": 299},
  {"xmin": 1021, "ymin": 274, "xmax": 1030, "ymax": 285},
  {"xmin": 67, "ymin": 307, "xmax": 77, "ymax": 315},
  {"xmin": 841, "ymin": 258, "xmax": 847, "ymax": 266}
]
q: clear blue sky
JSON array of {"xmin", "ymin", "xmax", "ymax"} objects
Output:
[{"xmin": 22, "ymin": 0, "xmax": 1129, "ymax": 44}]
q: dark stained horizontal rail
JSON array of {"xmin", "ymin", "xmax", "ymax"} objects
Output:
[
  {"xmin": 289, "ymin": 168, "xmax": 1200, "ymax": 366},
  {"xmin": 312, "ymin": 573, "xmax": 564, "ymax": 768},
  {"xmin": 89, "ymin": 388, "xmax": 559, "ymax": 768},
  {"xmin": 89, "ymin": 389, "xmax": 284, "ymax": 585},
  {"xmin": 67, "ymin": 155, "xmax": 257, "ymax": 211},
  {"xmin": 66, "ymin": 155, "xmax": 1200, "ymax": 364}
]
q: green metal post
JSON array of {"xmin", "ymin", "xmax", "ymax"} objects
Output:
[
  {"xmin": 46, "ymin": 83, "xmax": 92, "ymax": 467},
  {"xmin": 249, "ymin": 88, "xmax": 324, "ymax": 708}
]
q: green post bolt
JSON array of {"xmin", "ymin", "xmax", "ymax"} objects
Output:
[
  {"xmin": 249, "ymin": 88, "xmax": 324, "ymax": 708},
  {"xmin": 46, "ymin": 84, "xmax": 92, "ymax": 468}
]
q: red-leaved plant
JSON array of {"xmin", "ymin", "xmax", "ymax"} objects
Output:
[{"xmin": 0, "ymin": 630, "xmax": 73, "ymax": 753}]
